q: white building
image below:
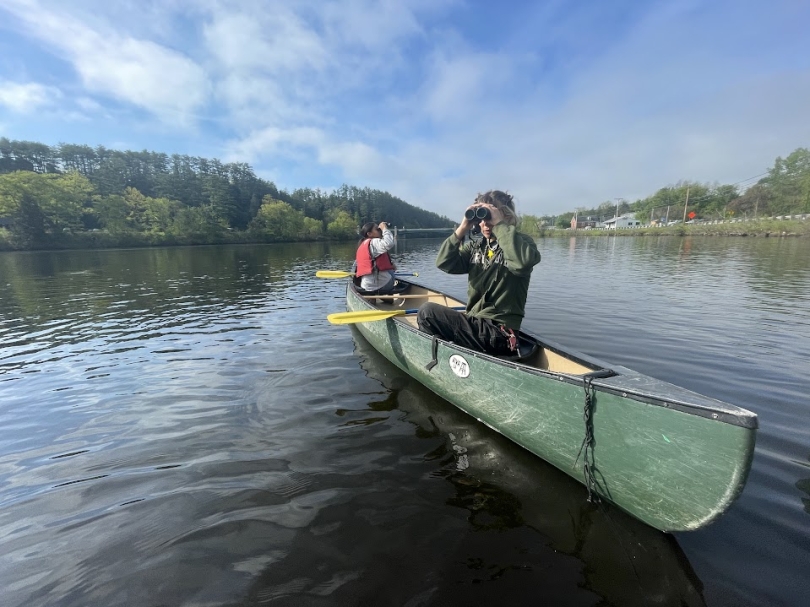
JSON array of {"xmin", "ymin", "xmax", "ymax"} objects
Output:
[{"xmin": 602, "ymin": 213, "xmax": 641, "ymax": 229}]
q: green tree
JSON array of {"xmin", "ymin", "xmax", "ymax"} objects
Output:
[
  {"xmin": 0, "ymin": 137, "xmax": 35, "ymax": 173},
  {"xmin": 765, "ymin": 148, "xmax": 810, "ymax": 214},
  {"xmin": 171, "ymin": 205, "xmax": 228, "ymax": 241},
  {"xmin": 94, "ymin": 194, "xmax": 130, "ymax": 233},
  {"xmin": 0, "ymin": 171, "xmax": 92, "ymax": 245},
  {"xmin": 0, "ymin": 139, "xmax": 57, "ymax": 173},
  {"xmin": 248, "ymin": 198, "xmax": 306, "ymax": 240},
  {"xmin": 326, "ymin": 210, "xmax": 357, "ymax": 239},
  {"xmin": 556, "ymin": 212, "xmax": 574, "ymax": 229},
  {"xmin": 517, "ymin": 214, "xmax": 542, "ymax": 236},
  {"xmin": 302, "ymin": 216, "xmax": 323, "ymax": 240},
  {"xmin": 702, "ymin": 184, "xmax": 740, "ymax": 219},
  {"xmin": 58, "ymin": 143, "xmax": 99, "ymax": 175},
  {"xmin": 122, "ymin": 187, "xmax": 180, "ymax": 234}
]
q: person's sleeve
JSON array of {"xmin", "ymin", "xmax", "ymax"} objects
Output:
[
  {"xmin": 492, "ymin": 224, "xmax": 541, "ymax": 275},
  {"xmin": 436, "ymin": 233, "xmax": 472, "ymax": 274},
  {"xmin": 370, "ymin": 230, "xmax": 395, "ymax": 256}
]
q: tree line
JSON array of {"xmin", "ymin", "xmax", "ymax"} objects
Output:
[
  {"xmin": 0, "ymin": 138, "xmax": 454, "ymax": 250},
  {"xmin": 4, "ymin": 137, "xmax": 807, "ymax": 248},
  {"xmin": 536, "ymin": 147, "xmax": 810, "ymax": 229}
]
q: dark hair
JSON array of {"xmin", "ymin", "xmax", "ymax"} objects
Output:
[
  {"xmin": 475, "ymin": 190, "xmax": 517, "ymax": 225},
  {"xmin": 475, "ymin": 190, "xmax": 514, "ymax": 211},
  {"xmin": 359, "ymin": 222, "xmax": 377, "ymax": 240}
]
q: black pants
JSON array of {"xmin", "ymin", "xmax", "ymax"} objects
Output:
[{"xmin": 417, "ymin": 302, "xmax": 513, "ymax": 355}]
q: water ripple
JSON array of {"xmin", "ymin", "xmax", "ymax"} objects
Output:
[{"xmin": 0, "ymin": 240, "xmax": 808, "ymax": 606}]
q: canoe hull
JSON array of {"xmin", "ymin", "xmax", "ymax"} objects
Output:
[{"xmin": 346, "ymin": 284, "xmax": 756, "ymax": 532}]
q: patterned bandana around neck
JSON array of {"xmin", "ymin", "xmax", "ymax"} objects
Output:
[
  {"xmin": 472, "ymin": 237, "xmax": 502, "ymax": 269},
  {"xmin": 486, "ymin": 239, "xmax": 499, "ymax": 259}
]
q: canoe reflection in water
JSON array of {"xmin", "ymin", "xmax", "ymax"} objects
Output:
[{"xmin": 349, "ymin": 327, "xmax": 707, "ymax": 607}]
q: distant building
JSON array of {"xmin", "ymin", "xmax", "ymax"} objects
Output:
[
  {"xmin": 602, "ymin": 213, "xmax": 641, "ymax": 229},
  {"xmin": 570, "ymin": 215, "xmax": 601, "ymax": 229}
]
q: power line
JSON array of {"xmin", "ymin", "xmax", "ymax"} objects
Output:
[
  {"xmin": 732, "ymin": 171, "xmax": 769, "ymax": 185},
  {"xmin": 634, "ymin": 171, "xmax": 772, "ymax": 209}
]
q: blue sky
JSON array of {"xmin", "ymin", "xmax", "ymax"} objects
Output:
[{"xmin": 1, "ymin": 0, "xmax": 808, "ymax": 218}]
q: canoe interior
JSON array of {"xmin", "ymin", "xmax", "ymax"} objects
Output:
[{"xmin": 359, "ymin": 283, "xmax": 598, "ymax": 376}]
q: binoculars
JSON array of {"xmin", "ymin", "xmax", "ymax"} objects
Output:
[{"xmin": 465, "ymin": 206, "xmax": 491, "ymax": 221}]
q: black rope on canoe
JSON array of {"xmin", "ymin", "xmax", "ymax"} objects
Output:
[
  {"xmin": 425, "ymin": 336, "xmax": 440, "ymax": 371},
  {"xmin": 575, "ymin": 375, "xmax": 601, "ymax": 503}
]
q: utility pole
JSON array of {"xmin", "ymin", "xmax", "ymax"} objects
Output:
[
  {"xmin": 682, "ymin": 187, "xmax": 690, "ymax": 223},
  {"xmin": 665, "ymin": 205, "xmax": 670, "ymax": 224},
  {"xmin": 614, "ymin": 198, "xmax": 622, "ymax": 230}
]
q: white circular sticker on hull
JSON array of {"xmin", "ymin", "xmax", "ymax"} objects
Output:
[{"xmin": 449, "ymin": 354, "xmax": 470, "ymax": 378}]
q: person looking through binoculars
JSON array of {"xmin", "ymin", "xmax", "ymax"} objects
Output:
[
  {"xmin": 417, "ymin": 190, "xmax": 541, "ymax": 355},
  {"xmin": 354, "ymin": 221, "xmax": 399, "ymax": 294}
]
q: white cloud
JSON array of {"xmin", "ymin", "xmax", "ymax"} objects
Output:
[
  {"xmin": 199, "ymin": 0, "xmax": 439, "ymax": 127},
  {"xmin": 1, "ymin": 0, "xmax": 211, "ymax": 124},
  {"xmin": 0, "ymin": 80, "xmax": 62, "ymax": 113},
  {"xmin": 224, "ymin": 125, "xmax": 384, "ymax": 177},
  {"xmin": 199, "ymin": 8, "xmax": 326, "ymax": 138},
  {"xmin": 77, "ymin": 38, "xmax": 208, "ymax": 119},
  {"xmin": 419, "ymin": 49, "xmax": 518, "ymax": 123},
  {"xmin": 75, "ymin": 97, "xmax": 104, "ymax": 113},
  {"xmin": 316, "ymin": 139, "xmax": 382, "ymax": 174},
  {"xmin": 351, "ymin": 1, "xmax": 810, "ymax": 216},
  {"xmin": 1, "ymin": 0, "xmax": 807, "ymax": 219},
  {"xmin": 319, "ymin": 0, "xmax": 425, "ymax": 50},
  {"xmin": 204, "ymin": 9, "xmax": 328, "ymax": 74}
]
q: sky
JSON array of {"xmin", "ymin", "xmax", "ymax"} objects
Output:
[{"xmin": 1, "ymin": 0, "xmax": 808, "ymax": 219}]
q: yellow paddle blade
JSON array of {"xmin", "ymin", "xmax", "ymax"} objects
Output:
[
  {"xmin": 316, "ymin": 270, "xmax": 419, "ymax": 279},
  {"xmin": 327, "ymin": 309, "xmax": 407, "ymax": 325},
  {"xmin": 316, "ymin": 270, "xmax": 354, "ymax": 278}
]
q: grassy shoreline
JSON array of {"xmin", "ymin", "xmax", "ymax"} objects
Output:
[
  {"xmin": 537, "ymin": 219, "xmax": 810, "ymax": 238},
  {"xmin": 2, "ymin": 219, "xmax": 808, "ymax": 252}
]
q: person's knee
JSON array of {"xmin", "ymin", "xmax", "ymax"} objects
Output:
[
  {"xmin": 419, "ymin": 302, "xmax": 441, "ymax": 317},
  {"xmin": 417, "ymin": 302, "xmax": 438, "ymax": 331},
  {"xmin": 416, "ymin": 304, "xmax": 429, "ymax": 327},
  {"xmin": 378, "ymin": 276, "xmax": 395, "ymax": 294}
]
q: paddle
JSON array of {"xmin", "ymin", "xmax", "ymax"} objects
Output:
[
  {"xmin": 316, "ymin": 270, "xmax": 419, "ymax": 279},
  {"xmin": 327, "ymin": 306, "xmax": 464, "ymax": 325}
]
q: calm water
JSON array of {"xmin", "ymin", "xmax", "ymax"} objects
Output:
[{"xmin": 0, "ymin": 236, "xmax": 808, "ymax": 607}]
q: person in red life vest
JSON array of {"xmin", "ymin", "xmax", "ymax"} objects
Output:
[{"xmin": 355, "ymin": 221, "xmax": 398, "ymax": 294}]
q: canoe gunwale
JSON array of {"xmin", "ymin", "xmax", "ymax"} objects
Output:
[
  {"xmin": 587, "ymin": 381, "xmax": 758, "ymax": 429},
  {"xmin": 348, "ymin": 281, "xmax": 758, "ymax": 430}
]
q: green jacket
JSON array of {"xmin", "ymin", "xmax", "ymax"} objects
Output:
[{"xmin": 436, "ymin": 223, "xmax": 541, "ymax": 330}]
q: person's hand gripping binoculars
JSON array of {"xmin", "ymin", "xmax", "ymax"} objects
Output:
[{"xmin": 460, "ymin": 202, "xmax": 504, "ymax": 232}]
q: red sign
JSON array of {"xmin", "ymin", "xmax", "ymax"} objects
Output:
[{"xmin": 688, "ymin": 211, "xmax": 696, "ymax": 219}]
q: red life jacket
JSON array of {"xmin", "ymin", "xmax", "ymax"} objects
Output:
[{"xmin": 355, "ymin": 238, "xmax": 395, "ymax": 277}]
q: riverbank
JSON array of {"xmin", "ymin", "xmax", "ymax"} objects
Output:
[
  {"xmin": 2, "ymin": 218, "xmax": 808, "ymax": 252},
  {"xmin": 0, "ymin": 229, "xmax": 355, "ymax": 252},
  {"xmin": 538, "ymin": 218, "xmax": 810, "ymax": 238}
]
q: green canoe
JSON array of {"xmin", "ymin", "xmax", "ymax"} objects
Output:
[{"xmin": 340, "ymin": 280, "xmax": 757, "ymax": 532}]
